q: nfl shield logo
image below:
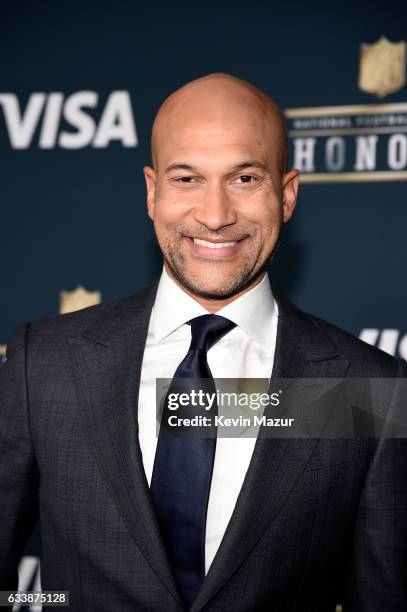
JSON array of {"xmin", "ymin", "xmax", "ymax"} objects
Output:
[
  {"xmin": 59, "ymin": 286, "xmax": 101, "ymax": 314},
  {"xmin": 358, "ymin": 36, "xmax": 406, "ymax": 98}
]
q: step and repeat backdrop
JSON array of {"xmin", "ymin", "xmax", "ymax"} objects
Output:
[{"xmin": 1, "ymin": 0, "xmax": 406, "ymax": 608}]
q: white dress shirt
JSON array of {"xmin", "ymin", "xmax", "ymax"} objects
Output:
[{"xmin": 137, "ymin": 267, "xmax": 278, "ymax": 573}]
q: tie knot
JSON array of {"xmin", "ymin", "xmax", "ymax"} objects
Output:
[{"xmin": 188, "ymin": 314, "xmax": 236, "ymax": 352}]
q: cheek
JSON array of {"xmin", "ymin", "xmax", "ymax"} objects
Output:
[
  {"xmin": 154, "ymin": 196, "xmax": 190, "ymax": 226},
  {"xmin": 153, "ymin": 201, "xmax": 184, "ymax": 250},
  {"xmin": 240, "ymin": 196, "xmax": 282, "ymax": 235}
]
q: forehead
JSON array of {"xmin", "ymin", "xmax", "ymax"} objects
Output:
[
  {"xmin": 169, "ymin": 123, "xmax": 264, "ymax": 161},
  {"xmin": 157, "ymin": 115, "xmax": 278, "ymax": 171},
  {"xmin": 153, "ymin": 88, "xmax": 283, "ymax": 171}
]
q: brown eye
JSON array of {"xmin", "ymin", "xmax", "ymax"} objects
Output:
[
  {"xmin": 173, "ymin": 176, "xmax": 200, "ymax": 183},
  {"xmin": 240, "ymin": 175, "xmax": 252, "ymax": 183}
]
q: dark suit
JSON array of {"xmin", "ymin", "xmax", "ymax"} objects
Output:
[{"xmin": 1, "ymin": 279, "xmax": 406, "ymax": 611}]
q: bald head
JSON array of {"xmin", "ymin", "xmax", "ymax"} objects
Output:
[
  {"xmin": 143, "ymin": 73, "xmax": 299, "ymax": 309},
  {"xmin": 151, "ymin": 73, "xmax": 288, "ymax": 176}
]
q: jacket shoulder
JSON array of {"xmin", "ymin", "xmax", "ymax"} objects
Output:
[
  {"xmin": 26, "ymin": 279, "xmax": 159, "ymax": 340},
  {"xmin": 276, "ymin": 294, "xmax": 400, "ymax": 376},
  {"xmin": 309, "ymin": 311, "xmax": 399, "ymax": 375}
]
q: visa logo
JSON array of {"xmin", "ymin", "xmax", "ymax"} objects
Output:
[
  {"xmin": 0, "ymin": 90, "xmax": 138, "ymax": 149},
  {"xmin": 359, "ymin": 328, "xmax": 407, "ymax": 359}
]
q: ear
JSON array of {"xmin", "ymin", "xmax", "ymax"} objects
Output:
[
  {"xmin": 281, "ymin": 169, "xmax": 300, "ymax": 223},
  {"xmin": 143, "ymin": 166, "xmax": 157, "ymax": 220}
]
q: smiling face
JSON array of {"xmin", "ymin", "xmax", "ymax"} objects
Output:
[{"xmin": 144, "ymin": 74, "xmax": 299, "ymax": 309}]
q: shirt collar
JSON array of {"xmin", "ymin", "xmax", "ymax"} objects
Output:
[
  {"xmin": 153, "ymin": 268, "xmax": 208, "ymax": 343},
  {"xmin": 153, "ymin": 267, "xmax": 277, "ymax": 354},
  {"xmin": 216, "ymin": 271, "xmax": 277, "ymax": 354}
]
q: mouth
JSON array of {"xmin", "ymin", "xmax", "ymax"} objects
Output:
[{"xmin": 185, "ymin": 236, "xmax": 244, "ymax": 258}]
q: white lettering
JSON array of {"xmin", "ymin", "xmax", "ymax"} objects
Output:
[
  {"xmin": 399, "ymin": 334, "xmax": 407, "ymax": 360},
  {"xmin": 293, "ymin": 138, "xmax": 316, "ymax": 172},
  {"xmin": 59, "ymin": 91, "xmax": 98, "ymax": 149},
  {"xmin": 93, "ymin": 91, "xmax": 138, "ymax": 148},
  {"xmin": 377, "ymin": 329, "xmax": 400, "ymax": 355},
  {"xmin": 325, "ymin": 137, "xmax": 345, "ymax": 171},
  {"xmin": 359, "ymin": 328, "xmax": 402, "ymax": 357},
  {"xmin": 354, "ymin": 135, "xmax": 378, "ymax": 170},
  {"xmin": 387, "ymin": 134, "xmax": 407, "ymax": 170},
  {"xmin": 39, "ymin": 92, "xmax": 64, "ymax": 149},
  {"xmin": 0, "ymin": 93, "xmax": 46, "ymax": 148},
  {"xmin": 359, "ymin": 328, "xmax": 381, "ymax": 346}
]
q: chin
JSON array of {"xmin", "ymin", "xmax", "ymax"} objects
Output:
[
  {"xmin": 182, "ymin": 270, "xmax": 257, "ymax": 301},
  {"xmin": 170, "ymin": 268, "xmax": 234, "ymax": 300},
  {"xmin": 191, "ymin": 283, "xmax": 233, "ymax": 300},
  {"xmin": 165, "ymin": 253, "xmax": 262, "ymax": 301}
]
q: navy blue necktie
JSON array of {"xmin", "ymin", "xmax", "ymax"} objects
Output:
[{"xmin": 150, "ymin": 314, "xmax": 236, "ymax": 607}]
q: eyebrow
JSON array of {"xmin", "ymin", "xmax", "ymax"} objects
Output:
[
  {"xmin": 165, "ymin": 163, "xmax": 198, "ymax": 173},
  {"xmin": 165, "ymin": 160, "xmax": 269, "ymax": 174},
  {"xmin": 232, "ymin": 160, "xmax": 269, "ymax": 172}
]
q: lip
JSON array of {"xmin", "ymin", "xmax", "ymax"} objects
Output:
[{"xmin": 185, "ymin": 236, "xmax": 244, "ymax": 258}]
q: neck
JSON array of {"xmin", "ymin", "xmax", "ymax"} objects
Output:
[{"xmin": 164, "ymin": 263, "xmax": 266, "ymax": 313}]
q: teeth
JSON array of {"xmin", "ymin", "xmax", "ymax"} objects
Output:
[{"xmin": 193, "ymin": 238, "xmax": 237, "ymax": 248}]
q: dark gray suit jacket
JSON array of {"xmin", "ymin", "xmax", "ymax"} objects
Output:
[{"xmin": 1, "ymin": 279, "xmax": 406, "ymax": 611}]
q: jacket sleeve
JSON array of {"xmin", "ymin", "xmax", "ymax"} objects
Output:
[
  {"xmin": 343, "ymin": 358, "xmax": 407, "ymax": 611},
  {"xmin": 0, "ymin": 323, "xmax": 39, "ymax": 589}
]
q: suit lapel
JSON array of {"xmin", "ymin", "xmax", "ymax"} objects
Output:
[
  {"xmin": 69, "ymin": 280, "xmax": 185, "ymax": 609},
  {"xmin": 190, "ymin": 295, "xmax": 350, "ymax": 612}
]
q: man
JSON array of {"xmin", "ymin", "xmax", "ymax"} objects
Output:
[{"xmin": 0, "ymin": 73, "xmax": 406, "ymax": 611}]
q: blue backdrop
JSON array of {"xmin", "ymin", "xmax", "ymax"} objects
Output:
[{"xmin": 1, "ymin": 0, "xmax": 406, "ymax": 604}]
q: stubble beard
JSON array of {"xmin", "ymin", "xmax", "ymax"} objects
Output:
[{"xmin": 162, "ymin": 227, "xmax": 283, "ymax": 300}]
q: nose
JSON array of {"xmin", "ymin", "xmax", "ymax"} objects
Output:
[{"xmin": 193, "ymin": 181, "xmax": 237, "ymax": 230}]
